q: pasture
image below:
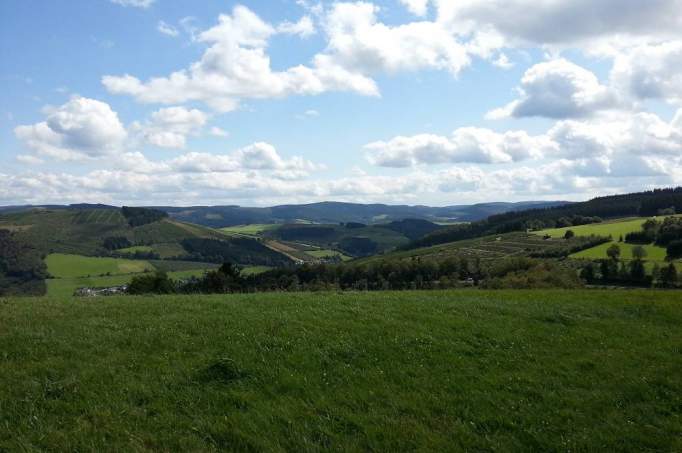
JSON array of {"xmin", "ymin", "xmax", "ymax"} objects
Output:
[
  {"xmin": 571, "ymin": 241, "xmax": 668, "ymax": 262},
  {"xmin": 45, "ymin": 253, "xmax": 154, "ymax": 279},
  {"xmin": 220, "ymin": 224, "xmax": 281, "ymax": 236},
  {"xmin": 45, "ymin": 269, "xmax": 213, "ymax": 297},
  {"xmin": 1, "ymin": 290, "xmax": 679, "ymax": 451},
  {"xmin": 537, "ymin": 217, "xmax": 681, "ymax": 265},
  {"xmin": 536, "ymin": 217, "xmax": 650, "ymax": 239},
  {"xmin": 306, "ymin": 249, "xmax": 353, "ymax": 261}
]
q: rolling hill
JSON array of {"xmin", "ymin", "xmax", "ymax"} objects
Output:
[
  {"xmin": 159, "ymin": 200, "xmax": 570, "ymax": 227},
  {"xmin": 407, "ymin": 187, "xmax": 682, "ymax": 250},
  {"xmin": 0, "ymin": 206, "xmax": 293, "ymax": 296}
]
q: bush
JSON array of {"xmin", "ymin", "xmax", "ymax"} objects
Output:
[
  {"xmin": 659, "ymin": 263, "xmax": 678, "ymax": 287},
  {"xmin": 666, "ymin": 240, "xmax": 682, "ymax": 260},
  {"xmin": 481, "ymin": 262, "xmax": 583, "ymax": 289},
  {"xmin": 624, "ymin": 231, "xmax": 653, "ymax": 244},
  {"xmin": 128, "ymin": 271, "xmax": 176, "ymax": 295}
]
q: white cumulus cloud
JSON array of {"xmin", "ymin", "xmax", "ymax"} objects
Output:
[
  {"xmin": 488, "ymin": 59, "xmax": 621, "ymax": 119},
  {"xmin": 611, "ymin": 41, "xmax": 682, "ymax": 106},
  {"xmin": 365, "ymin": 127, "xmax": 553, "ymax": 167},
  {"xmin": 14, "ymin": 96, "xmax": 127, "ymax": 161},
  {"xmin": 132, "ymin": 106, "xmax": 207, "ymax": 149},
  {"xmin": 102, "ymin": 5, "xmax": 378, "ymax": 112}
]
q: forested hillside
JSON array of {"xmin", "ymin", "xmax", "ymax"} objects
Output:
[
  {"xmin": 409, "ymin": 188, "xmax": 682, "ymax": 249},
  {"xmin": 158, "ymin": 201, "xmax": 569, "ymax": 227},
  {"xmin": 0, "ymin": 207, "xmax": 292, "ymax": 295}
]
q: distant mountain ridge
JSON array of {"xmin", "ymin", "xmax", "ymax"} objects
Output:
[
  {"xmin": 158, "ymin": 201, "xmax": 573, "ymax": 227},
  {"xmin": 0, "ymin": 201, "xmax": 571, "ymax": 227}
]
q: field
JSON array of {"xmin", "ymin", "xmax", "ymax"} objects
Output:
[
  {"xmin": 45, "ymin": 269, "xmax": 215, "ymax": 298},
  {"xmin": 45, "ymin": 254, "xmax": 154, "ymax": 278},
  {"xmin": 46, "ymin": 275, "xmax": 138, "ymax": 298},
  {"xmin": 537, "ymin": 217, "xmax": 649, "ymax": 239},
  {"xmin": 44, "ymin": 255, "xmax": 222, "ymax": 297},
  {"xmin": 1, "ymin": 291, "xmax": 680, "ymax": 451},
  {"xmin": 220, "ymin": 224, "xmax": 281, "ymax": 236},
  {"xmin": 306, "ymin": 249, "xmax": 353, "ymax": 261},
  {"xmin": 241, "ymin": 265, "xmax": 273, "ymax": 276},
  {"xmin": 536, "ymin": 217, "xmax": 682, "ymax": 266},
  {"xmin": 571, "ymin": 241, "xmax": 668, "ymax": 262}
]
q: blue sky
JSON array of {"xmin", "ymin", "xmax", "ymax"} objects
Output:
[{"xmin": 2, "ymin": 0, "xmax": 682, "ymax": 206}]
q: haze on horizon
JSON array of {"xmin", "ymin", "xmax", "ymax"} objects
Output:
[{"xmin": 2, "ymin": 0, "xmax": 682, "ymax": 207}]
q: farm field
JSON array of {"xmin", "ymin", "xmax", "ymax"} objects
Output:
[
  {"xmin": 45, "ymin": 253, "xmax": 154, "ymax": 278},
  {"xmin": 240, "ymin": 265, "xmax": 273, "ymax": 276},
  {"xmin": 571, "ymin": 241, "xmax": 668, "ymax": 262},
  {"xmin": 220, "ymin": 224, "xmax": 281, "ymax": 236},
  {"xmin": 536, "ymin": 217, "xmax": 653, "ymax": 239},
  {"xmin": 45, "ymin": 269, "xmax": 215, "ymax": 297},
  {"xmin": 306, "ymin": 249, "xmax": 353, "ymax": 261},
  {"xmin": 537, "ymin": 217, "xmax": 682, "ymax": 266},
  {"xmin": 0, "ymin": 290, "xmax": 680, "ymax": 451}
]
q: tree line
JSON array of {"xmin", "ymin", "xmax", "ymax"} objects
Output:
[
  {"xmin": 128, "ymin": 256, "xmax": 583, "ymax": 295},
  {"xmin": 579, "ymin": 243, "xmax": 678, "ymax": 288},
  {"xmin": 409, "ymin": 187, "xmax": 682, "ymax": 249},
  {"xmin": 0, "ymin": 230, "xmax": 47, "ymax": 296}
]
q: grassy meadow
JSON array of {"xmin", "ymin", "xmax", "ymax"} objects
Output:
[
  {"xmin": 1, "ymin": 290, "xmax": 680, "ymax": 451},
  {"xmin": 537, "ymin": 217, "xmax": 682, "ymax": 268},
  {"xmin": 220, "ymin": 224, "xmax": 281, "ymax": 236},
  {"xmin": 45, "ymin": 253, "xmax": 154, "ymax": 278},
  {"xmin": 306, "ymin": 249, "xmax": 353, "ymax": 261},
  {"xmin": 571, "ymin": 241, "xmax": 668, "ymax": 262},
  {"xmin": 44, "ymin": 254, "xmax": 223, "ymax": 297},
  {"xmin": 44, "ymin": 270, "xmax": 214, "ymax": 298},
  {"xmin": 537, "ymin": 217, "xmax": 650, "ymax": 239}
]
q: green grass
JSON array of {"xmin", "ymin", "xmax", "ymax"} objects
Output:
[
  {"xmin": 45, "ymin": 275, "xmax": 139, "ymax": 297},
  {"xmin": 45, "ymin": 254, "xmax": 154, "ymax": 279},
  {"xmin": 536, "ymin": 217, "xmax": 652, "ymax": 239},
  {"xmin": 240, "ymin": 265, "xmax": 273, "ymax": 276},
  {"xmin": 537, "ymin": 217, "xmax": 682, "ymax": 266},
  {"xmin": 45, "ymin": 270, "xmax": 213, "ymax": 297},
  {"xmin": 1, "ymin": 291, "xmax": 680, "ymax": 451},
  {"xmin": 167, "ymin": 269, "xmax": 211, "ymax": 280},
  {"xmin": 116, "ymin": 245, "xmax": 153, "ymax": 254},
  {"xmin": 306, "ymin": 249, "xmax": 353, "ymax": 261},
  {"xmin": 220, "ymin": 224, "xmax": 281, "ymax": 236},
  {"xmin": 571, "ymin": 241, "xmax": 668, "ymax": 262}
]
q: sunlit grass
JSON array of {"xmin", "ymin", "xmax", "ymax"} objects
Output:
[{"xmin": 1, "ymin": 290, "xmax": 680, "ymax": 451}]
